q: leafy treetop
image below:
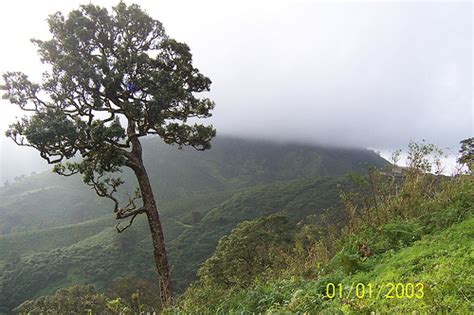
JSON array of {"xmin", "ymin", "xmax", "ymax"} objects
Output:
[{"xmin": 1, "ymin": 2, "xmax": 215, "ymax": 215}]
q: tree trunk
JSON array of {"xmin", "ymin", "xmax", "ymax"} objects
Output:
[
  {"xmin": 126, "ymin": 119, "xmax": 174, "ymax": 308},
  {"xmin": 133, "ymin": 161, "xmax": 175, "ymax": 309}
]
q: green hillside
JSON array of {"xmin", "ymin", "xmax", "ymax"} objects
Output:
[
  {"xmin": 0, "ymin": 136, "xmax": 386, "ymax": 312},
  {"xmin": 4, "ymin": 139, "xmax": 472, "ymax": 314},
  {"xmin": 178, "ymin": 216, "xmax": 473, "ymax": 313},
  {"xmin": 0, "ymin": 216, "xmax": 111, "ymax": 261},
  {"xmin": 0, "ymin": 176, "xmax": 345, "ymax": 311},
  {"xmin": 169, "ymin": 176, "xmax": 346, "ymax": 291},
  {"xmin": 0, "ymin": 173, "xmax": 111, "ymax": 234},
  {"xmin": 338, "ymin": 218, "xmax": 474, "ymax": 313},
  {"xmin": 175, "ymin": 164, "xmax": 473, "ymax": 313}
]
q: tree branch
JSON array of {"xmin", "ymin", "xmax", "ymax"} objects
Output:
[
  {"xmin": 116, "ymin": 211, "xmax": 141, "ymax": 233},
  {"xmin": 115, "ymin": 205, "xmax": 146, "ymax": 233}
]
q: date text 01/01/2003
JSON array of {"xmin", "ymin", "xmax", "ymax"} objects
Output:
[{"xmin": 325, "ymin": 282, "xmax": 424, "ymax": 300}]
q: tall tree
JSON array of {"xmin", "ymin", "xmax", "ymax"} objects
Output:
[
  {"xmin": 458, "ymin": 138, "xmax": 473, "ymax": 173},
  {"xmin": 1, "ymin": 2, "xmax": 215, "ymax": 307}
]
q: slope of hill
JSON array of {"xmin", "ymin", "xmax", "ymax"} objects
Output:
[
  {"xmin": 335, "ymin": 217, "xmax": 474, "ymax": 313},
  {"xmin": 0, "ymin": 175, "xmax": 347, "ymax": 311},
  {"xmin": 169, "ymin": 176, "xmax": 346, "ymax": 291},
  {"xmin": 175, "ymin": 168, "xmax": 473, "ymax": 314},
  {"xmin": 0, "ymin": 136, "xmax": 387, "ymax": 312},
  {"xmin": 178, "ymin": 216, "xmax": 473, "ymax": 314}
]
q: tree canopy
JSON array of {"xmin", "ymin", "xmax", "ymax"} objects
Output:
[
  {"xmin": 1, "ymin": 3, "xmax": 215, "ymax": 173},
  {"xmin": 1, "ymin": 1, "xmax": 215, "ymax": 223}
]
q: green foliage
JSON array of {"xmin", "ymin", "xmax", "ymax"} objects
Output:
[
  {"xmin": 179, "ymin": 217, "xmax": 473, "ymax": 314},
  {"xmin": 407, "ymin": 140, "xmax": 444, "ymax": 175},
  {"xmin": 380, "ymin": 220, "xmax": 423, "ymax": 249},
  {"xmin": 337, "ymin": 218, "xmax": 474, "ymax": 313},
  {"xmin": 340, "ymin": 141, "xmax": 450, "ymax": 234},
  {"xmin": 2, "ymin": 2, "xmax": 215, "ymax": 167},
  {"xmin": 2, "ymin": 5, "xmax": 216, "ymax": 305},
  {"xmin": 458, "ymin": 137, "xmax": 474, "ymax": 173},
  {"xmin": 0, "ymin": 174, "xmax": 346, "ymax": 311},
  {"xmin": 0, "ymin": 136, "xmax": 385, "ymax": 233},
  {"xmin": 12, "ymin": 280, "xmax": 163, "ymax": 315},
  {"xmin": 108, "ymin": 276, "xmax": 160, "ymax": 313},
  {"xmin": 282, "ymin": 217, "xmax": 340, "ymax": 279},
  {"xmin": 0, "ymin": 225, "xmax": 156, "ymax": 312},
  {"xmin": 176, "ymin": 141, "xmax": 474, "ymax": 313},
  {"xmin": 420, "ymin": 174, "xmax": 474, "ymax": 232},
  {"xmin": 331, "ymin": 247, "xmax": 363, "ymax": 275},
  {"xmin": 197, "ymin": 214, "xmax": 295, "ymax": 289},
  {"xmin": 0, "ymin": 216, "xmax": 110, "ymax": 261},
  {"xmin": 169, "ymin": 176, "xmax": 346, "ymax": 292},
  {"xmin": 13, "ymin": 285, "xmax": 110, "ymax": 314},
  {"xmin": 106, "ymin": 298, "xmax": 130, "ymax": 314}
]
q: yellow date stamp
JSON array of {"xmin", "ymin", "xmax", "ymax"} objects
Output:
[{"xmin": 325, "ymin": 282, "xmax": 424, "ymax": 300}]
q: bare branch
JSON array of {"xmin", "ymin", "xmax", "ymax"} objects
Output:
[{"xmin": 115, "ymin": 206, "xmax": 146, "ymax": 233}]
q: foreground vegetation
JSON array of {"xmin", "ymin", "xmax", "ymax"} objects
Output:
[
  {"xmin": 176, "ymin": 215, "xmax": 473, "ymax": 313},
  {"xmin": 0, "ymin": 176, "xmax": 345, "ymax": 312},
  {"xmin": 173, "ymin": 141, "xmax": 473, "ymax": 313}
]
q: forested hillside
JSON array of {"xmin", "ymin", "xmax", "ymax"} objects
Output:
[{"xmin": 0, "ymin": 136, "xmax": 386, "ymax": 313}]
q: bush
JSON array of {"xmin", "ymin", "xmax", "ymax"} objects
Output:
[
  {"xmin": 197, "ymin": 214, "xmax": 296, "ymax": 289},
  {"xmin": 13, "ymin": 285, "xmax": 110, "ymax": 314},
  {"xmin": 381, "ymin": 220, "xmax": 422, "ymax": 249}
]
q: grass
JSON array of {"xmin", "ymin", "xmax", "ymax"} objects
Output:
[
  {"xmin": 325, "ymin": 217, "xmax": 474, "ymax": 313},
  {"xmin": 175, "ymin": 169, "xmax": 474, "ymax": 314},
  {"xmin": 175, "ymin": 217, "xmax": 473, "ymax": 314}
]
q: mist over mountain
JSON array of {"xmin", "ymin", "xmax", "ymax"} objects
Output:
[
  {"xmin": 0, "ymin": 134, "xmax": 386, "ymax": 185},
  {"xmin": 0, "ymin": 140, "xmax": 49, "ymax": 185},
  {"xmin": 0, "ymin": 1, "xmax": 471, "ymax": 177}
]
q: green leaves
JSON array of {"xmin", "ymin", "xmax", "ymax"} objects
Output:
[
  {"xmin": 2, "ymin": 72, "xmax": 41, "ymax": 110},
  {"xmin": 158, "ymin": 123, "xmax": 216, "ymax": 151},
  {"xmin": 2, "ymin": 1, "xmax": 215, "ymax": 158},
  {"xmin": 12, "ymin": 285, "xmax": 110, "ymax": 314},
  {"xmin": 458, "ymin": 137, "xmax": 473, "ymax": 173},
  {"xmin": 197, "ymin": 214, "xmax": 295, "ymax": 289},
  {"xmin": 407, "ymin": 140, "xmax": 445, "ymax": 174},
  {"xmin": 25, "ymin": 2, "xmax": 214, "ymax": 137}
]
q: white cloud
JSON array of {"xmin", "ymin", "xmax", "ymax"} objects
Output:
[{"xmin": 0, "ymin": 0, "xmax": 471, "ymax": 180}]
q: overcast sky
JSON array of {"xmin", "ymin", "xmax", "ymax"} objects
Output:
[{"xmin": 0, "ymin": 0, "xmax": 472, "ymax": 179}]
